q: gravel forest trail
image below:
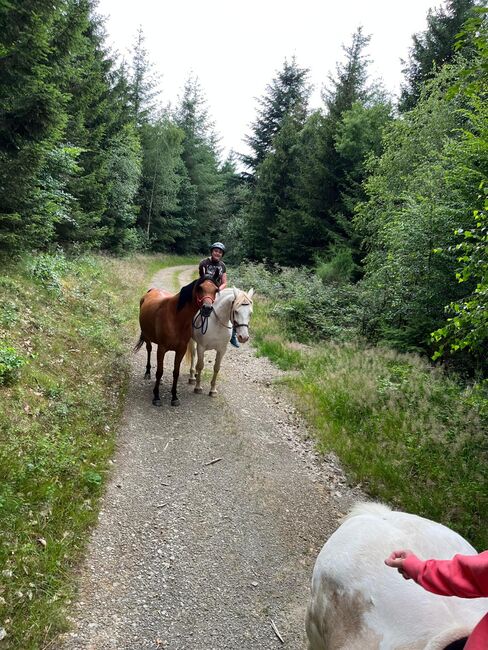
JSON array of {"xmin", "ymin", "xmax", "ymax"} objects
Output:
[{"xmin": 57, "ymin": 265, "xmax": 362, "ymax": 650}]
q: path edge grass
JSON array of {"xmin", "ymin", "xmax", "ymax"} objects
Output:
[
  {"xmin": 0, "ymin": 253, "xmax": 198, "ymax": 649},
  {"xmin": 248, "ymin": 297, "xmax": 487, "ymax": 550}
]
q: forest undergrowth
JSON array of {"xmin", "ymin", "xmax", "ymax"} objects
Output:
[{"xmin": 231, "ymin": 263, "xmax": 488, "ymax": 550}]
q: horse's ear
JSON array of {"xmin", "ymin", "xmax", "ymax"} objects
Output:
[{"xmin": 248, "ymin": 288, "xmax": 254, "ymax": 299}]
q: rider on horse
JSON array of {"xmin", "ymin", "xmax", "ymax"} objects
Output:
[{"xmin": 199, "ymin": 242, "xmax": 239, "ymax": 348}]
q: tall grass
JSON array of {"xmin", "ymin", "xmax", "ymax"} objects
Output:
[
  {"xmin": 289, "ymin": 343, "xmax": 487, "ymax": 548},
  {"xmin": 231, "ymin": 265, "xmax": 488, "ymax": 550},
  {"xmin": 0, "ymin": 252, "xmax": 190, "ymax": 649}
]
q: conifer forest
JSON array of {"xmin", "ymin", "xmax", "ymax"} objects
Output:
[
  {"xmin": 1, "ymin": 3, "xmax": 488, "ymax": 646},
  {"xmin": 0, "ymin": 0, "xmax": 487, "ymax": 368}
]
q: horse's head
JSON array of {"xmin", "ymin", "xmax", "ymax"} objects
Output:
[
  {"xmin": 232, "ymin": 288, "xmax": 254, "ymax": 344},
  {"xmin": 195, "ymin": 275, "xmax": 219, "ymax": 317}
]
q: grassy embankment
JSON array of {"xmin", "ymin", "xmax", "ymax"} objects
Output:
[
  {"xmin": 0, "ymin": 253, "xmax": 197, "ymax": 649},
  {"xmin": 246, "ymin": 297, "xmax": 487, "ymax": 550}
]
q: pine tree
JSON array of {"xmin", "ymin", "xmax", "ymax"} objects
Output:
[
  {"xmin": 322, "ymin": 27, "xmax": 372, "ymax": 120},
  {"xmin": 242, "ymin": 58, "xmax": 310, "ymax": 177},
  {"xmin": 0, "ymin": 0, "xmax": 71, "ymax": 249},
  {"xmin": 128, "ymin": 26, "xmax": 159, "ymax": 127},
  {"xmin": 102, "ymin": 122, "xmax": 142, "ymax": 253},
  {"xmin": 399, "ymin": 0, "xmax": 479, "ymax": 112},
  {"xmin": 57, "ymin": 1, "xmax": 117, "ymax": 247},
  {"xmin": 246, "ymin": 114, "xmax": 306, "ymax": 263},
  {"xmin": 293, "ymin": 28, "xmax": 388, "ymax": 260},
  {"xmin": 137, "ymin": 115, "xmax": 186, "ymax": 251},
  {"xmin": 173, "ymin": 76, "xmax": 224, "ymax": 252},
  {"xmin": 54, "ymin": 1, "xmax": 142, "ymax": 250},
  {"xmin": 220, "ymin": 153, "xmax": 250, "ymax": 263},
  {"xmin": 355, "ymin": 55, "xmax": 486, "ymax": 351}
]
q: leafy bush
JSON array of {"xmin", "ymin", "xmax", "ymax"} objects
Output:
[
  {"xmin": 27, "ymin": 250, "xmax": 72, "ymax": 292},
  {"xmin": 0, "ymin": 300, "xmax": 19, "ymax": 327},
  {"xmin": 0, "ymin": 344, "xmax": 27, "ymax": 385},
  {"xmin": 231, "ymin": 262, "xmax": 362, "ymax": 342},
  {"xmin": 432, "ymin": 184, "xmax": 488, "ymax": 364},
  {"xmin": 315, "ymin": 245, "xmax": 358, "ymax": 285}
]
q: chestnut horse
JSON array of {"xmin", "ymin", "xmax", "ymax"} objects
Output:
[{"xmin": 134, "ymin": 273, "xmax": 219, "ymax": 406}]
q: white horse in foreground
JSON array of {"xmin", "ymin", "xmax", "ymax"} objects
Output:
[
  {"xmin": 189, "ymin": 287, "xmax": 254, "ymax": 396},
  {"xmin": 306, "ymin": 502, "xmax": 488, "ymax": 650}
]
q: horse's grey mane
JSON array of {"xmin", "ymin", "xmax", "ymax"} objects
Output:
[{"xmin": 221, "ymin": 287, "xmax": 253, "ymax": 310}]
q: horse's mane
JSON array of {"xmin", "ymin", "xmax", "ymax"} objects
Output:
[
  {"xmin": 219, "ymin": 287, "xmax": 253, "ymax": 309},
  {"xmin": 177, "ymin": 275, "xmax": 217, "ymax": 311},
  {"xmin": 232, "ymin": 288, "xmax": 253, "ymax": 310}
]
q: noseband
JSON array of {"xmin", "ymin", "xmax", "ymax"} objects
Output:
[
  {"xmin": 193, "ymin": 293, "xmax": 216, "ymax": 334},
  {"xmin": 232, "ymin": 301, "xmax": 251, "ymax": 329},
  {"xmin": 196, "ymin": 294, "xmax": 216, "ymax": 307},
  {"xmin": 233, "ymin": 322, "xmax": 249, "ymax": 331}
]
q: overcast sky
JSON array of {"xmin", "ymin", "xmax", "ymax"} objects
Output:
[{"xmin": 97, "ymin": 0, "xmax": 438, "ymax": 159}]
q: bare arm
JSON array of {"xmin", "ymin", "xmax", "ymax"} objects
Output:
[
  {"xmin": 219, "ymin": 272, "xmax": 227, "ymax": 291},
  {"xmin": 385, "ymin": 550, "xmax": 415, "ymax": 579}
]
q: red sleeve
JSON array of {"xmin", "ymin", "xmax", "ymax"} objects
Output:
[{"xmin": 403, "ymin": 551, "xmax": 488, "ymax": 599}]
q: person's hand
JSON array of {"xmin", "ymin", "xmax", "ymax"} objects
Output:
[{"xmin": 385, "ymin": 550, "xmax": 415, "ymax": 579}]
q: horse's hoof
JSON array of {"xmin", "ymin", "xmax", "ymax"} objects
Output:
[
  {"xmin": 188, "ymin": 378, "xmax": 196, "ymax": 385},
  {"xmin": 171, "ymin": 398, "xmax": 180, "ymax": 406},
  {"xmin": 144, "ymin": 373, "xmax": 151, "ymax": 380},
  {"xmin": 194, "ymin": 387, "xmax": 203, "ymax": 394},
  {"xmin": 209, "ymin": 391, "xmax": 217, "ymax": 398},
  {"xmin": 152, "ymin": 398, "xmax": 161, "ymax": 407}
]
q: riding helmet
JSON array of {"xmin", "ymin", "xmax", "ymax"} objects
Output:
[{"xmin": 210, "ymin": 242, "xmax": 225, "ymax": 254}]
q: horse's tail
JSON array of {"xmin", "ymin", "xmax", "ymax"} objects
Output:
[
  {"xmin": 343, "ymin": 501, "xmax": 391, "ymax": 523},
  {"xmin": 133, "ymin": 332, "xmax": 146, "ymax": 353}
]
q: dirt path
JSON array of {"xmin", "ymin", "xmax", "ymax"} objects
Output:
[{"xmin": 57, "ymin": 266, "xmax": 362, "ymax": 650}]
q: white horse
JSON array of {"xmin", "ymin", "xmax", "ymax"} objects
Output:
[
  {"xmin": 306, "ymin": 502, "xmax": 488, "ymax": 650},
  {"xmin": 189, "ymin": 287, "xmax": 254, "ymax": 396}
]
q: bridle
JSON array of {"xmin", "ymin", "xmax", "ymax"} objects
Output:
[
  {"xmin": 194, "ymin": 289, "xmax": 252, "ymax": 336},
  {"xmin": 193, "ymin": 289, "xmax": 217, "ymax": 335},
  {"xmin": 195, "ymin": 294, "xmax": 216, "ymax": 307},
  {"xmin": 214, "ymin": 298, "xmax": 252, "ymax": 333}
]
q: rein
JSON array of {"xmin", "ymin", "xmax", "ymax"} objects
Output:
[
  {"xmin": 192, "ymin": 282, "xmax": 218, "ymax": 334},
  {"xmin": 192, "ymin": 310, "xmax": 210, "ymax": 335}
]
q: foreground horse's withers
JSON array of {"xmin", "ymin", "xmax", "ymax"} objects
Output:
[
  {"xmin": 135, "ymin": 274, "xmax": 219, "ymax": 407},
  {"xmin": 306, "ymin": 502, "xmax": 488, "ymax": 650},
  {"xmin": 189, "ymin": 287, "xmax": 254, "ymax": 396}
]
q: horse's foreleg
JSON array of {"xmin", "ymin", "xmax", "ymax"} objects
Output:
[
  {"xmin": 194, "ymin": 345, "xmax": 205, "ymax": 395},
  {"xmin": 188, "ymin": 339, "xmax": 197, "ymax": 385},
  {"xmin": 145, "ymin": 340, "xmax": 152, "ymax": 379},
  {"xmin": 153, "ymin": 346, "xmax": 165, "ymax": 406},
  {"xmin": 209, "ymin": 349, "xmax": 224, "ymax": 397},
  {"xmin": 171, "ymin": 349, "xmax": 185, "ymax": 406}
]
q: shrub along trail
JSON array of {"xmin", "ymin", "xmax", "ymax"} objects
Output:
[{"xmin": 57, "ymin": 266, "xmax": 362, "ymax": 650}]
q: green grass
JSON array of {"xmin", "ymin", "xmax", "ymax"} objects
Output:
[
  {"xmin": 250, "ymin": 302, "xmax": 305, "ymax": 370},
  {"xmin": 0, "ymin": 252, "xmax": 192, "ymax": 649},
  {"xmin": 249, "ymin": 297, "xmax": 488, "ymax": 550}
]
